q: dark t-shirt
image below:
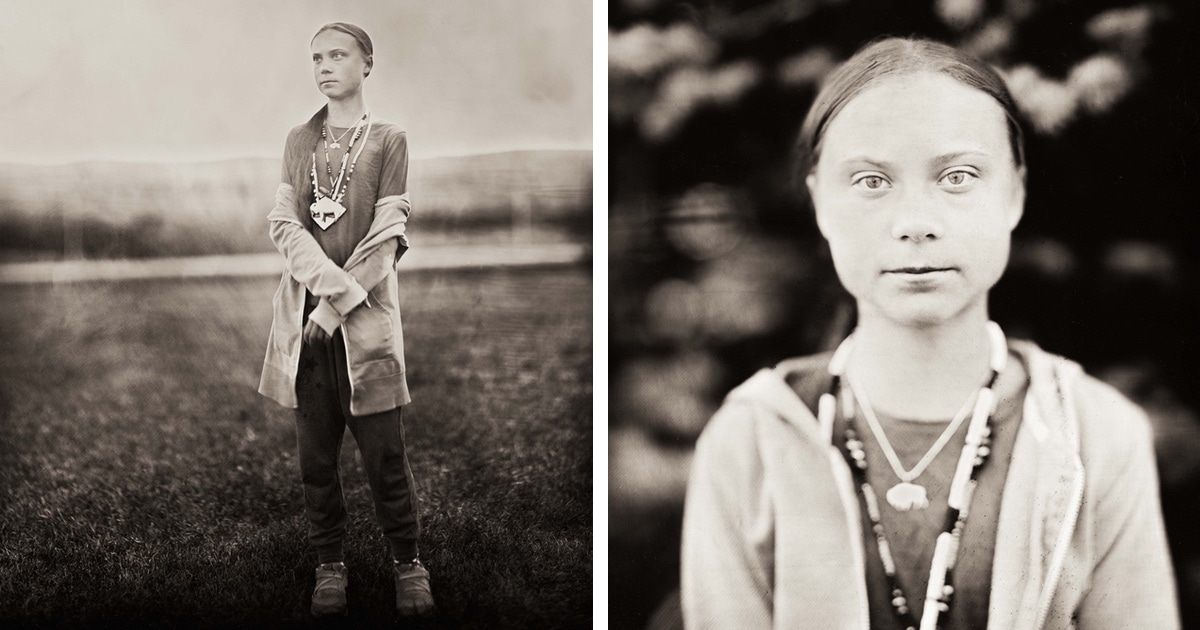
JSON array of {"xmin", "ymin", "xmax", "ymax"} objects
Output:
[
  {"xmin": 300, "ymin": 120, "xmax": 409, "ymax": 268},
  {"xmin": 785, "ymin": 350, "xmax": 1029, "ymax": 629}
]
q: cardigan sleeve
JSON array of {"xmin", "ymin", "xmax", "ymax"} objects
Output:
[
  {"xmin": 1074, "ymin": 382, "xmax": 1179, "ymax": 629},
  {"xmin": 681, "ymin": 403, "xmax": 775, "ymax": 629},
  {"xmin": 308, "ymin": 237, "xmax": 398, "ymax": 335}
]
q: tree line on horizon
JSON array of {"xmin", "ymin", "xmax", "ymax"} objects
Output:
[{"xmin": 0, "ymin": 150, "xmax": 592, "ymax": 262}]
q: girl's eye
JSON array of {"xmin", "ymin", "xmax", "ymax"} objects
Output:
[
  {"xmin": 852, "ymin": 174, "xmax": 890, "ymax": 191},
  {"xmin": 939, "ymin": 169, "xmax": 978, "ymax": 187}
]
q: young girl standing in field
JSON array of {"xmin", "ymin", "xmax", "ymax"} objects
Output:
[
  {"xmin": 681, "ymin": 38, "xmax": 1178, "ymax": 629},
  {"xmin": 258, "ymin": 22, "xmax": 434, "ymax": 618}
]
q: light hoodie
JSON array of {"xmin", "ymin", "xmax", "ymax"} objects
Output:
[
  {"xmin": 258, "ymin": 107, "xmax": 412, "ymax": 416},
  {"xmin": 682, "ymin": 340, "xmax": 1179, "ymax": 630}
]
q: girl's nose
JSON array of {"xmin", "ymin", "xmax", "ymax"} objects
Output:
[
  {"xmin": 890, "ymin": 193, "xmax": 943, "ymax": 242},
  {"xmin": 892, "ymin": 222, "xmax": 939, "ymax": 242}
]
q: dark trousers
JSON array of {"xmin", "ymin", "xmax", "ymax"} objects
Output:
[{"xmin": 294, "ymin": 314, "xmax": 421, "ymax": 565}]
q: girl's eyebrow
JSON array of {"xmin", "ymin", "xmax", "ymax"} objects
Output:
[
  {"xmin": 930, "ymin": 150, "xmax": 989, "ymax": 167},
  {"xmin": 839, "ymin": 156, "xmax": 894, "ymax": 170}
]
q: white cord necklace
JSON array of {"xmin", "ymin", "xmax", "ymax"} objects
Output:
[
  {"xmin": 326, "ymin": 121, "xmax": 356, "ymax": 149},
  {"xmin": 846, "ymin": 372, "xmax": 978, "ymax": 511}
]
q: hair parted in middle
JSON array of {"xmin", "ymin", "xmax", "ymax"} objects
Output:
[{"xmin": 795, "ymin": 37, "xmax": 1026, "ymax": 181}]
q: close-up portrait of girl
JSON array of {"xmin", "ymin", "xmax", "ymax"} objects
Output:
[
  {"xmin": 679, "ymin": 37, "xmax": 1179, "ymax": 629},
  {"xmin": 610, "ymin": 3, "xmax": 1200, "ymax": 628}
]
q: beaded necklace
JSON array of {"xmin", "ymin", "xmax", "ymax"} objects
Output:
[
  {"xmin": 820, "ymin": 322, "xmax": 1007, "ymax": 630},
  {"xmin": 309, "ymin": 111, "xmax": 371, "ymax": 230}
]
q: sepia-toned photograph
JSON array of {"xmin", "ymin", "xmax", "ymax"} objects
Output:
[
  {"xmin": 610, "ymin": 0, "xmax": 1198, "ymax": 628},
  {"xmin": 0, "ymin": 1, "xmax": 592, "ymax": 627}
]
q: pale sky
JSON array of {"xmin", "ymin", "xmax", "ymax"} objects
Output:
[{"xmin": 0, "ymin": 0, "xmax": 592, "ymax": 163}]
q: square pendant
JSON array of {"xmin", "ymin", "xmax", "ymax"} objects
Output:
[{"xmin": 310, "ymin": 197, "xmax": 346, "ymax": 230}]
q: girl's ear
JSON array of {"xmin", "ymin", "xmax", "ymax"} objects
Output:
[
  {"xmin": 1007, "ymin": 165, "xmax": 1027, "ymax": 230},
  {"xmin": 364, "ymin": 55, "xmax": 374, "ymax": 77},
  {"xmin": 806, "ymin": 172, "xmax": 830, "ymax": 238}
]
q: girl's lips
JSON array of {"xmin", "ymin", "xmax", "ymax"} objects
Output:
[{"xmin": 886, "ymin": 266, "xmax": 955, "ymax": 274}]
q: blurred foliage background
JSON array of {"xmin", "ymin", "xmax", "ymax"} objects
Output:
[{"xmin": 608, "ymin": 0, "xmax": 1200, "ymax": 627}]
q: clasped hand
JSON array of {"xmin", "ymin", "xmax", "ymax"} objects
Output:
[{"xmin": 303, "ymin": 319, "xmax": 331, "ymax": 346}]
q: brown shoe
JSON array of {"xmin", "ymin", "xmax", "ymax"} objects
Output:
[
  {"xmin": 311, "ymin": 562, "xmax": 348, "ymax": 616},
  {"xmin": 393, "ymin": 558, "xmax": 436, "ymax": 616}
]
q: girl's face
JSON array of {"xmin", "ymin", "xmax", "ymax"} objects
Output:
[
  {"xmin": 807, "ymin": 71, "xmax": 1025, "ymax": 330},
  {"xmin": 311, "ymin": 30, "xmax": 371, "ymax": 100}
]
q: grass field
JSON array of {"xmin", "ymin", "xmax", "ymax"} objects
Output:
[{"xmin": 0, "ymin": 265, "xmax": 592, "ymax": 628}]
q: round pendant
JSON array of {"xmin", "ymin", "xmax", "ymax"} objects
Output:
[{"xmin": 886, "ymin": 482, "xmax": 929, "ymax": 511}]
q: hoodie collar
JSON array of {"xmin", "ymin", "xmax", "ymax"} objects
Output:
[{"xmin": 726, "ymin": 365, "xmax": 827, "ymax": 444}]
